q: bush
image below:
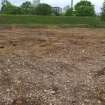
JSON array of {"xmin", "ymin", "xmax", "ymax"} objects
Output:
[
  {"xmin": 65, "ymin": 8, "xmax": 73, "ymax": 16},
  {"xmin": 35, "ymin": 3, "xmax": 52, "ymax": 15},
  {"xmin": 75, "ymin": 0, "xmax": 95, "ymax": 16}
]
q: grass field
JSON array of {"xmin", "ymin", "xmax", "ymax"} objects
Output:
[{"xmin": 0, "ymin": 15, "xmax": 105, "ymax": 27}]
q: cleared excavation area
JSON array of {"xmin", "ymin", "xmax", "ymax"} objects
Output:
[{"xmin": 0, "ymin": 28, "xmax": 105, "ymax": 105}]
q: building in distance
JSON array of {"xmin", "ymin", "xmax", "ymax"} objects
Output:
[{"xmin": 52, "ymin": 7, "xmax": 62, "ymax": 15}]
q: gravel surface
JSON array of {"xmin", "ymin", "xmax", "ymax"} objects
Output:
[{"xmin": 0, "ymin": 28, "xmax": 105, "ymax": 105}]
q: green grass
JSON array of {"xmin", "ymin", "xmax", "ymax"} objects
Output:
[{"xmin": 0, "ymin": 15, "xmax": 105, "ymax": 27}]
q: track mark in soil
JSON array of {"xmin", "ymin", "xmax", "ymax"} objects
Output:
[
  {"xmin": 12, "ymin": 97, "xmax": 48, "ymax": 105},
  {"xmin": 0, "ymin": 46, "xmax": 5, "ymax": 49},
  {"xmin": 94, "ymin": 67, "xmax": 105, "ymax": 78}
]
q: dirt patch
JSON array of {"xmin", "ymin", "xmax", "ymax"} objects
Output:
[{"xmin": 0, "ymin": 28, "xmax": 105, "ymax": 105}]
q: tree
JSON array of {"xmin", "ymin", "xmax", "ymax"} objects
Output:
[
  {"xmin": 1, "ymin": 0, "xmax": 13, "ymax": 14},
  {"xmin": 1, "ymin": 0, "xmax": 10, "ymax": 6},
  {"xmin": 35, "ymin": 3, "xmax": 52, "ymax": 15},
  {"xmin": 0, "ymin": 0, "xmax": 21, "ymax": 14},
  {"xmin": 101, "ymin": 0, "xmax": 105, "ymax": 21},
  {"xmin": 65, "ymin": 8, "xmax": 73, "ymax": 16},
  {"xmin": 75, "ymin": 0, "xmax": 95, "ymax": 16},
  {"xmin": 10, "ymin": 7, "xmax": 22, "ymax": 15},
  {"xmin": 20, "ymin": 1, "xmax": 33, "ymax": 14}
]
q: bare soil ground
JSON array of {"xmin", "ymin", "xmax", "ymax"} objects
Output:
[{"xmin": 0, "ymin": 27, "xmax": 105, "ymax": 105}]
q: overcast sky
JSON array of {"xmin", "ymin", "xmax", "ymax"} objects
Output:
[{"xmin": 0, "ymin": 0, "xmax": 104, "ymax": 13}]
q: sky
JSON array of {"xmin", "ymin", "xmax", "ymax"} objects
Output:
[{"xmin": 0, "ymin": 0, "xmax": 104, "ymax": 13}]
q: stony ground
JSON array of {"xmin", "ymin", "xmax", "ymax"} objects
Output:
[{"xmin": 0, "ymin": 27, "xmax": 105, "ymax": 105}]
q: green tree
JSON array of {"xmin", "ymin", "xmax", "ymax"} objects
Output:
[
  {"xmin": 101, "ymin": 0, "xmax": 105, "ymax": 21},
  {"xmin": 1, "ymin": 0, "xmax": 10, "ymax": 7},
  {"xmin": 65, "ymin": 8, "xmax": 73, "ymax": 16},
  {"xmin": 35, "ymin": 3, "xmax": 52, "ymax": 15},
  {"xmin": 1, "ymin": 0, "xmax": 12, "ymax": 14},
  {"xmin": 75, "ymin": 0, "xmax": 95, "ymax": 16},
  {"xmin": 1, "ymin": 0, "xmax": 21, "ymax": 14},
  {"xmin": 11, "ymin": 7, "xmax": 22, "ymax": 15},
  {"xmin": 20, "ymin": 1, "xmax": 33, "ymax": 14}
]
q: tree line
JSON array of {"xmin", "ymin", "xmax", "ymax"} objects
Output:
[
  {"xmin": 0, "ymin": 0, "xmax": 52, "ymax": 15},
  {"xmin": 0, "ymin": 0, "xmax": 105, "ymax": 20}
]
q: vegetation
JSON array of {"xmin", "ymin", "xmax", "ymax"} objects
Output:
[
  {"xmin": 75, "ymin": 1, "xmax": 95, "ymax": 16},
  {"xmin": 1, "ymin": 0, "xmax": 17, "ymax": 14},
  {"xmin": 0, "ymin": 0, "xmax": 53, "ymax": 15},
  {"xmin": 0, "ymin": 0, "xmax": 105, "ymax": 27},
  {"xmin": 52, "ymin": 9, "xmax": 60, "ymax": 16},
  {"xmin": 65, "ymin": 8, "xmax": 73, "ymax": 16},
  {"xmin": 20, "ymin": 1, "xmax": 33, "ymax": 15},
  {"xmin": 0, "ymin": 15, "xmax": 104, "ymax": 27},
  {"xmin": 35, "ymin": 4, "xmax": 52, "ymax": 15},
  {"xmin": 101, "ymin": 0, "xmax": 105, "ymax": 21},
  {"xmin": 0, "ymin": 0, "xmax": 97, "ymax": 16}
]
